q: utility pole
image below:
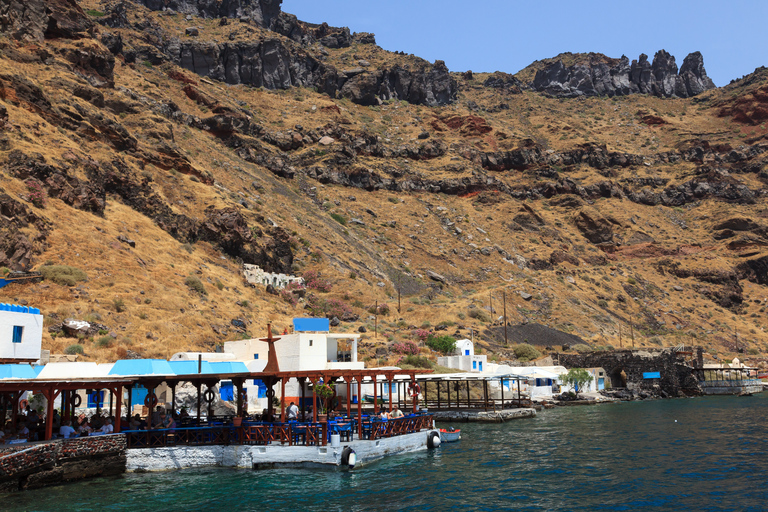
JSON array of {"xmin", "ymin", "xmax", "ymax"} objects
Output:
[
  {"xmin": 489, "ymin": 292, "xmax": 493, "ymax": 318},
  {"xmin": 503, "ymin": 290, "xmax": 508, "ymax": 347},
  {"xmin": 618, "ymin": 323, "xmax": 622, "ymax": 349},
  {"xmin": 630, "ymin": 316, "xmax": 634, "ymax": 349},
  {"xmin": 375, "ymin": 300, "xmax": 378, "ymax": 339}
]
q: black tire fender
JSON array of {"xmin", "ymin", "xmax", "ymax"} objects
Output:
[
  {"xmin": 427, "ymin": 430, "xmax": 441, "ymax": 449},
  {"xmin": 341, "ymin": 446, "xmax": 356, "ymax": 468}
]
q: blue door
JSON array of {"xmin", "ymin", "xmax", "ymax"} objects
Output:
[
  {"xmin": 478, "ymin": 361, "xmax": 483, "ymax": 371},
  {"xmin": 598, "ymin": 378, "xmax": 605, "ymax": 390}
]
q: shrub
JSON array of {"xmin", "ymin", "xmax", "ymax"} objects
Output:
[
  {"xmin": 392, "ymin": 341, "xmax": 420, "ymax": 355},
  {"xmin": 85, "ymin": 9, "xmax": 105, "ymax": 16},
  {"xmin": 216, "ymin": 280, "xmax": 225, "ymax": 291},
  {"xmin": 468, "ymin": 309, "xmax": 490, "ymax": 322},
  {"xmin": 96, "ymin": 336, "xmax": 112, "ymax": 348},
  {"xmin": 325, "ymin": 298, "xmax": 352, "ymax": 318},
  {"xmin": 39, "ymin": 265, "xmax": 87, "ymax": 286},
  {"xmin": 1, "ymin": 267, "xmax": 9, "ymax": 275},
  {"xmin": 400, "ymin": 355, "xmax": 433, "ymax": 369},
  {"xmin": 513, "ymin": 343, "xmax": 541, "ymax": 362},
  {"xmin": 305, "ymin": 294, "xmax": 351, "ymax": 318},
  {"xmin": 279, "ymin": 288, "xmax": 298, "ymax": 306},
  {"xmin": 573, "ymin": 344, "xmax": 593, "ymax": 353},
  {"xmin": 426, "ymin": 334, "xmax": 456, "ymax": 355},
  {"xmin": 413, "ymin": 329, "xmax": 430, "ymax": 341},
  {"xmin": 368, "ymin": 303, "xmax": 390, "ymax": 315},
  {"xmin": 330, "ymin": 213, "xmax": 347, "ymax": 225},
  {"xmin": 64, "ymin": 344, "xmax": 84, "ymax": 355},
  {"xmin": 185, "ymin": 275, "xmax": 207, "ymax": 295},
  {"xmin": 25, "ymin": 179, "xmax": 46, "ymax": 208},
  {"xmin": 112, "ymin": 297, "xmax": 126, "ymax": 313},
  {"xmin": 302, "ymin": 270, "xmax": 332, "ymax": 292},
  {"xmin": 627, "ymin": 277, "xmax": 637, "ymax": 285}
]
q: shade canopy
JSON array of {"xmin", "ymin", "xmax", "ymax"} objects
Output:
[
  {"xmin": 109, "ymin": 359, "xmax": 175, "ymax": 376},
  {"xmin": 0, "ymin": 364, "xmax": 38, "ymax": 380}
]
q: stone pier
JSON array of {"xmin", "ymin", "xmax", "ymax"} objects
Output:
[{"xmin": 0, "ymin": 435, "xmax": 126, "ymax": 493}]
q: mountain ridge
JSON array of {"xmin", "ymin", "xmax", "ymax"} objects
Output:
[{"xmin": 0, "ymin": 0, "xmax": 766, "ymax": 370}]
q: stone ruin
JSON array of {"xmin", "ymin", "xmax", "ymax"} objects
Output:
[{"xmin": 243, "ymin": 263, "xmax": 303, "ymax": 290}]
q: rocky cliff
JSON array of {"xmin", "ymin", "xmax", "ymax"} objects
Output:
[
  {"xmin": 132, "ymin": 0, "xmax": 282, "ymax": 29},
  {"xmin": 531, "ymin": 50, "xmax": 716, "ymax": 98}
]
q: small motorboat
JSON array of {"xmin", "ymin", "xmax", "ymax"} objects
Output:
[{"xmin": 439, "ymin": 427, "xmax": 461, "ymax": 443}]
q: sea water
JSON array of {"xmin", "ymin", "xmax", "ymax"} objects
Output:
[{"xmin": 6, "ymin": 394, "xmax": 768, "ymax": 511}]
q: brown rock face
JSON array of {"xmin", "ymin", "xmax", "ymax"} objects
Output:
[{"xmin": 0, "ymin": 0, "xmax": 92, "ymax": 42}]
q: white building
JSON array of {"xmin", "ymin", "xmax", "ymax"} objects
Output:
[
  {"xmin": 0, "ymin": 303, "xmax": 43, "ymax": 363},
  {"xmin": 223, "ymin": 318, "xmax": 363, "ymax": 411},
  {"xmin": 437, "ymin": 338, "xmax": 488, "ymax": 372}
]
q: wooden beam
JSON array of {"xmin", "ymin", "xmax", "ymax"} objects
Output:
[{"xmin": 114, "ymin": 385, "xmax": 123, "ymax": 433}]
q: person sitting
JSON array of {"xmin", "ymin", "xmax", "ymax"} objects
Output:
[
  {"xmin": 59, "ymin": 420, "xmax": 76, "ymax": 438},
  {"xmin": 286, "ymin": 401, "xmax": 299, "ymax": 421},
  {"xmin": 99, "ymin": 419, "xmax": 114, "ymax": 434},
  {"xmin": 379, "ymin": 410, "xmax": 390, "ymax": 421},
  {"xmin": 154, "ymin": 410, "xmax": 173, "ymax": 429},
  {"xmin": 390, "ymin": 407, "xmax": 404, "ymax": 419},
  {"xmin": 77, "ymin": 418, "xmax": 92, "ymax": 436},
  {"xmin": 52, "ymin": 410, "xmax": 61, "ymax": 430},
  {"xmin": 17, "ymin": 421, "xmax": 29, "ymax": 439},
  {"xmin": 90, "ymin": 414, "xmax": 104, "ymax": 431},
  {"xmin": 179, "ymin": 408, "xmax": 190, "ymax": 420},
  {"xmin": 151, "ymin": 406, "xmax": 164, "ymax": 427}
]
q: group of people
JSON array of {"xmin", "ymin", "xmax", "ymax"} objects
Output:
[
  {"xmin": 378, "ymin": 407, "xmax": 405, "ymax": 420},
  {"xmin": 1, "ymin": 407, "xmax": 117, "ymax": 444}
]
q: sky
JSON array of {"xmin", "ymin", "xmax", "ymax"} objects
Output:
[{"xmin": 282, "ymin": 0, "xmax": 768, "ymax": 87}]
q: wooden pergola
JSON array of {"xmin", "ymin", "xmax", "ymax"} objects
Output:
[
  {"xmin": 0, "ymin": 377, "xmax": 135, "ymax": 441},
  {"xmin": 265, "ymin": 368, "xmax": 433, "ymax": 440},
  {"xmin": 415, "ymin": 372, "xmax": 531, "ymax": 411},
  {"xmin": 128, "ymin": 372, "xmax": 250, "ymax": 431}
]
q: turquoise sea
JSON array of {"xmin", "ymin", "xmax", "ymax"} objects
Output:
[{"xmin": 6, "ymin": 394, "xmax": 768, "ymax": 511}]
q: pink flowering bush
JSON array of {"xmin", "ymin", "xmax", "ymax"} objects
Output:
[
  {"xmin": 392, "ymin": 341, "xmax": 420, "ymax": 355},
  {"xmin": 302, "ymin": 270, "xmax": 332, "ymax": 292},
  {"xmin": 25, "ymin": 180, "xmax": 46, "ymax": 208},
  {"xmin": 413, "ymin": 329, "xmax": 430, "ymax": 341}
]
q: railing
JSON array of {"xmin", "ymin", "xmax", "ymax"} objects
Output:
[
  {"xmin": 124, "ymin": 414, "xmax": 434, "ymax": 449},
  {"xmin": 422, "ymin": 398, "xmax": 533, "ymax": 410}
]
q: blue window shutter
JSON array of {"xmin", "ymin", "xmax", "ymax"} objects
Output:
[
  {"xmin": 472, "ymin": 361, "xmax": 477, "ymax": 370},
  {"xmin": 465, "ymin": 349, "xmax": 469, "ymax": 355},
  {"xmin": 12, "ymin": 326, "xmax": 23, "ymax": 343},
  {"xmin": 253, "ymin": 354, "xmax": 259, "ymax": 359}
]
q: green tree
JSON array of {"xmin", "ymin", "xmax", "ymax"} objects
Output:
[
  {"xmin": 560, "ymin": 368, "xmax": 592, "ymax": 393},
  {"xmin": 425, "ymin": 334, "xmax": 456, "ymax": 355}
]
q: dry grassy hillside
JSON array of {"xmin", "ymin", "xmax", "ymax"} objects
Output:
[{"xmin": 1, "ymin": 0, "xmax": 768, "ymax": 370}]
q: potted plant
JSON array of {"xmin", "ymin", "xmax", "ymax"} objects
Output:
[{"xmin": 313, "ymin": 380, "xmax": 335, "ymax": 421}]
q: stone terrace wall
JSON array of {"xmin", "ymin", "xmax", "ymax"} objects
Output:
[
  {"xmin": 555, "ymin": 349, "xmax": 701, "ymax": 397},
  {"xmin": 0, "ymin": 434, "xmax": 126, "ymax": 493}
]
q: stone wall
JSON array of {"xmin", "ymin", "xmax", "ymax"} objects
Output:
[
  {"xmin": 554, "ymin": 349, "xmax": 702, "ymax": 397},
  {"xmin": 0, "ymin": 434, "xmax": 126, "ymax": 493}
]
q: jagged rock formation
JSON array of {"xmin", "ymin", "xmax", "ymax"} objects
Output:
[
  {"xmin": 163, "ymin": 39, "xmax": 456, "ymax": 106},
  {"xmin": 531, "ymin": 50, "xmax": 715, "ymax": 98},
  {"xmin": 132, "ymin": 0, "xmax": 282, "ymax": 29}
]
